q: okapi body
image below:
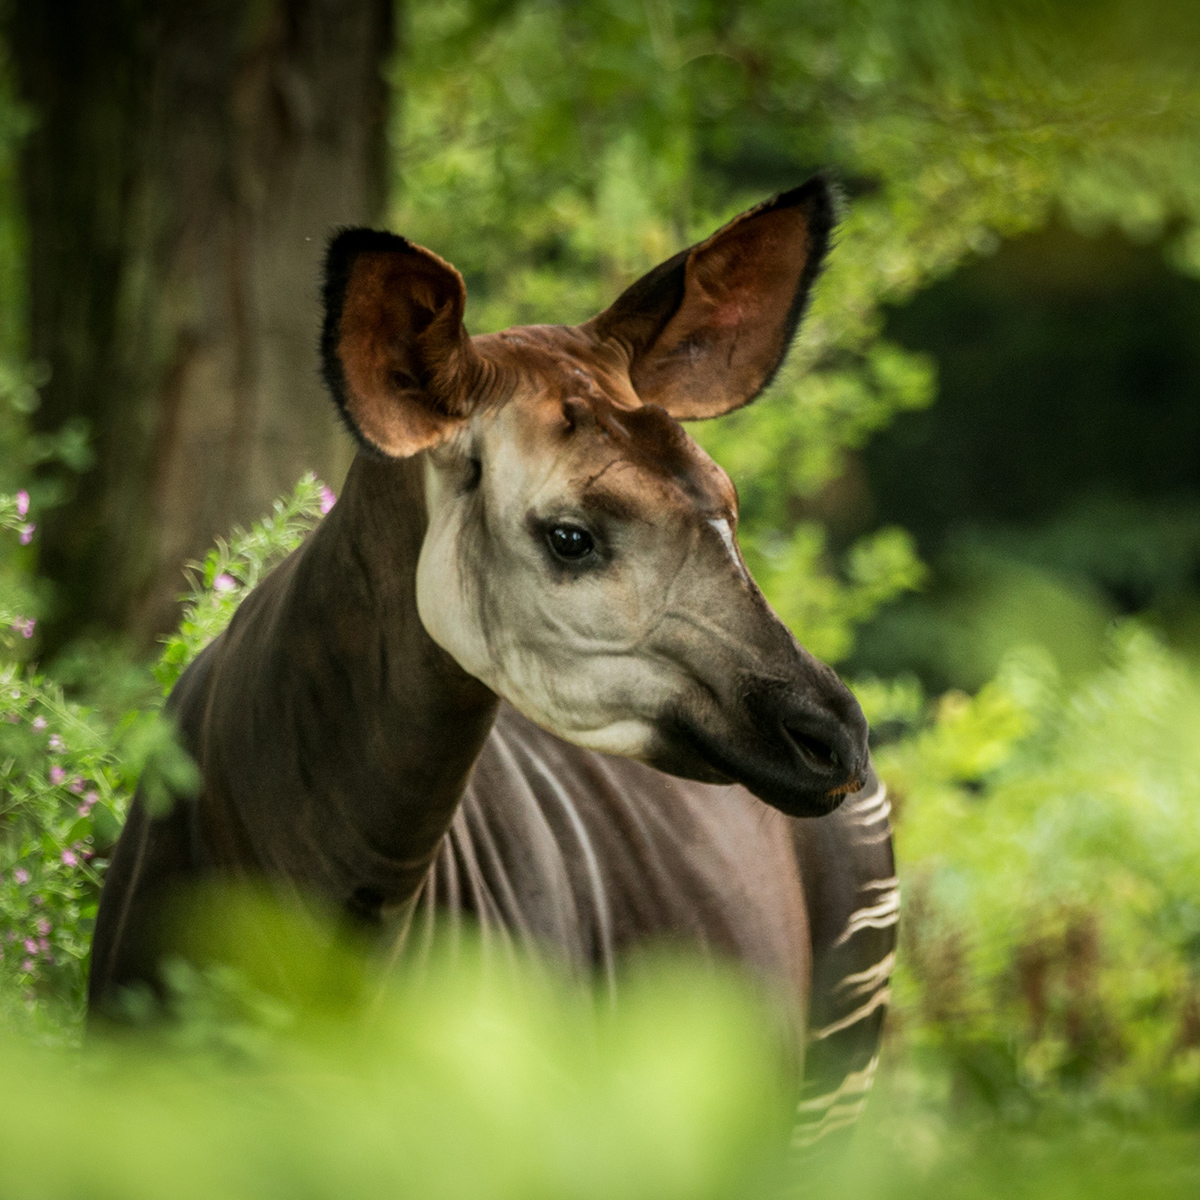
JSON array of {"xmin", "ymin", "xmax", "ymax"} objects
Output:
[{"xmin": 90, "ymin": 177, "xmax": 898, "ymax": 1145}]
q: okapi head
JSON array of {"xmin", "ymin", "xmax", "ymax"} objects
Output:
[{"xmin": 320, "ymin": 177, "xmax": 868, "ymax": 817}]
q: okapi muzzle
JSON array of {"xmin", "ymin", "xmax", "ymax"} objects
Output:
[{"xmin": 322, "ymin": 176, "xmax": 869, "ymax": 817}]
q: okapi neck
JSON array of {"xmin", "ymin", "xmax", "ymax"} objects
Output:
[{"xmin": 201, "ymin": 452, "xmax": 498, "ymax": 912}]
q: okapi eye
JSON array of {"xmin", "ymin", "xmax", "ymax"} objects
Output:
[{"xmin": 546, "ymin": 524, "xmax": 594, "ymax": 561}]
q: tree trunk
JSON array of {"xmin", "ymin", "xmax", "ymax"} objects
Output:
[{"xmin": 10, "ymin": 0, "xmax": 394, "ymax": 652}]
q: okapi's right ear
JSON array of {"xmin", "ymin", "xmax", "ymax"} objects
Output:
[{"xmin": 321, "ymin": 229, "xmax": 482, "ymax": 458}]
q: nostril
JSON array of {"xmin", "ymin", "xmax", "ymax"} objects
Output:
[{"xmin": 783, "ymin": 723, "xmax": 840, "ymax": 771}]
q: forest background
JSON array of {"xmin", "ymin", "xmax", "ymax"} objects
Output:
[{"xmin": 1, "ymin": 1, "xmax": 1200, "ymax": 1196}]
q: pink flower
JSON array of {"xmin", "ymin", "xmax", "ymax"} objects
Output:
[
  {"xmin": 319, "ymin": 486, "xmax": 337, "ymax": 515},
  {"xmin": 48, "ymin": 735, "xmax": 64, "ymax": 753},
  {"xmin": 49, "ymin": 765, "xmax": 65, "ymax": 785},
  {"xmin": 61, "ymin": 849, "xmax": 78, "ymax": 867},
  {"xmin": 18, "ymin": 522, "xmax": 35, "ymax": 545},
  {"xmin": 20, "ymin": 958, "xmax": 34, "ymax": 974},
  {"xmin": 15, "ymin": 490, "xmax": 29, "ymax": 517},
  {"xmin": 9, "ymin": 617, "xmax": 34, "ymax": 639},
  {"xmin": 23, "ymin": 938, "xmax": 36, "ymax": 953},
  {"xmin": 213, "ymin": 573, "xmax": 237, "ymax": 594},
  {"xmin": 14, "ymin": 868, "xmax": 29, "ymax": 885},
  {"xmin": 31, "ymin": 716, "xmax": 46, "ymax": 731},
  {"xmin": 36, "ymin": 918, "xmax": 50, "ymax": 935},
  {"xmin": 68, "ymin": 776, "xmax": 84, "ymax": 794},
  {"xmin": 37, "ymin": 937, "xmax": 49, "ymax": 954}
]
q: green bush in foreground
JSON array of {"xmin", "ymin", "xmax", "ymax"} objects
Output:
[
  {"xmin": 2, "ymin": 903, "xmax": 1200, "ymax": 1200},
  {"xmin": 5, "ymin": 916, "xmax": 792, "ymax": 1200}
]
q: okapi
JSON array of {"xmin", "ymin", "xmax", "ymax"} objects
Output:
[{"xmin": 89, "ymin": 176, "xmax": 897, "ymax": 1146}]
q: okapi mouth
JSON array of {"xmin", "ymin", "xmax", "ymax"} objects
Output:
[{"xmin": 655, "ymin": 703, "xmax": 868, "ymax": 819}]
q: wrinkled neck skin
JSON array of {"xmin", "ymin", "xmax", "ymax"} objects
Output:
[{"xmin": 194, "ymin": 452, "xmax": 498, "ymax": 914}]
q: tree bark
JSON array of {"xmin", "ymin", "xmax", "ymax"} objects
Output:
[{"xmin": 10, "ymin": 0, "xmax": 394, "ymax": 651}]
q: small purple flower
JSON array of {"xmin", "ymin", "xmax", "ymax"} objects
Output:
[
  {"xmin": 14, "ymin": 868, "xmax": 29, "ymax": 885},
  {"xmin": 18, "ymin": 522, "xmax": 35, "ymax": 545},
  {"xmin": 31, "ymin": 716, "xmax": 46, "ymax": 731},
  {"xmin": 61, "ymin": 849, "xmax": 78, "ymax": 868},
  {"xmin": 36, "ymin": 917, "xmax": 50, "ymax": 936},
  {"xmin": 213, "ymin": 573, "xmax": 237, "ymax": 594},
  {"xmin": 9, "ymin": 617, "xmax": 34, "ymax": 639},
  {"xmin": 15, "ymin": 490, "xmax": 29, "ymax": 517},
  {"xmin": 37, "ymin": 937, "xmax": 49, "ymax": 954},
  {"xmin": 23, "ymin": 938, "xmax": 36, "ymax": 953},
  {"xmin": 49, "ymin": 765, "xmax": 66, "ymax": 785},
  {"xmin": 20, "ymin": 958, "xmax": 34, "ymax": 974},
  {"xmin": 48, "ymin": 735, "xmax": 64, "ymax": 753},
  {"xmin": 319, "ymin": 486, "xmax": 337, "ymax": 515},
  {"xmin": 69, "ymin": 776, "xmax": 84, "ymax": 794}
]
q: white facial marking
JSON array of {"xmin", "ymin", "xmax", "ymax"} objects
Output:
[
  {"xmin": 707, "ymin": 517, "xmax": 748, "ymax": 583},
  {"xmin": 414, "ymin": 399, "xmax": 768, "ymax": 768}
]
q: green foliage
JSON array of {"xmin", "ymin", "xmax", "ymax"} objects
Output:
[
  {"xmin": 1, "ymin": 919, "xmax": 793, "ymax": 1200},
  {"xmin": 880, "ymin": 627, "xmax": 1200, "ymax": 1112},
  {"xmin": 394, "ymin": 0, "xmax": 1200, "ymax": 660},
  {"xmin": 0, "ymin": 659, "xmax": 191, "ymax": 1035},
  {"xmin": 155, "ymin": 474, "xmax": 332, "ymax": 694},
  {"xmin": 0, "ymin": 476, "xmax": 330, "ymax": 1034},
  {"xmin": 2, "ymin": 910, "xmax": 1200, "ymax": 1199},
  {"xmin": 0, "ymin": 0, "xmax": 1199, "ymax": 1191}
]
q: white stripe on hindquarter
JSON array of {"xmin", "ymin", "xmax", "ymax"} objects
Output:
[
  {"xmin": 843, "ymin": 779, "xmax": 891, "ymax": 827},
  {"xmin": 834, "ymin": 949, "xmax": 897, "ymax": 999},
  {"xmin": 792, "ymin": 1055, "xmax": 880, "ymax": 1147},
  {"xmin": 833, "ymin": 881, "xmax": 900, "ymax": 947},
  {"xmin": 810, "ymin": 983, "xmax": 891, "ymax": 1041}
]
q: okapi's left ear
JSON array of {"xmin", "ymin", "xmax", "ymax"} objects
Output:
[{"xmin": 585, "ymin": 176, "xmax": 835, "ymax": 419}]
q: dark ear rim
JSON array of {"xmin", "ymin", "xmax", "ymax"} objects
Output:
[
  {"xmin": 588, "ymin": 172, "xmax": 839, "ymax": 415},
  {"xmin": 320, "ymin": 227, "xmax": 425, "ymax": 459},
  {"xmin": 740, "ymin": 172, "xmax": 838, "ymax": 405}
]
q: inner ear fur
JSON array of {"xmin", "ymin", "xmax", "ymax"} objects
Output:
[
  {"xmin": 586, "ymin": 175, "xmax": 836, "ymax": 419},
  {"xmin": 321, "ymin": 228, "xmax": 482, "ymax": 458}
]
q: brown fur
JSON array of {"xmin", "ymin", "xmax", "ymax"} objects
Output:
[{"xmin": 91, "ymin": 179, "xmax": 893, "ymax": 1141}]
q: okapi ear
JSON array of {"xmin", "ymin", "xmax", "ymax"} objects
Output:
[
  {"xmin": 321, "ymin": 229, "xmax": 482, "ymax": 458},
  {"xmin": 586, "ymin": 175, "xmax": 835, "ymax": 419}
]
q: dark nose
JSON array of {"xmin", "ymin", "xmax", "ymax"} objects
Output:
[
  {"xmin": 778, "ymin": 692, "xmax": 869, "ymax": 786},
  {"xmin": 747, "ymin": 665, "xmax": 870, "ymax": 813}
]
